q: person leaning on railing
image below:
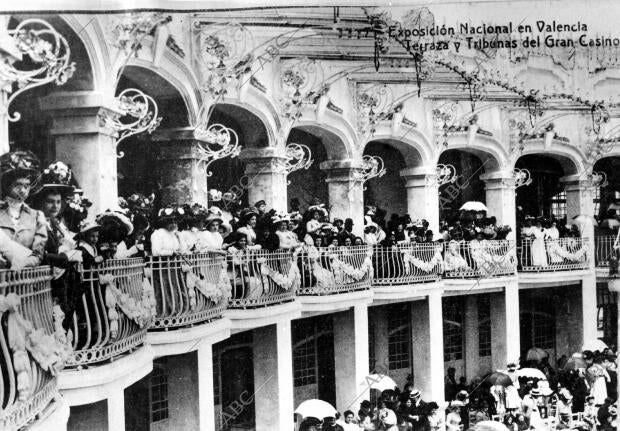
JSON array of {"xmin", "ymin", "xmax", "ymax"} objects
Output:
[
  {"xmin": 0, "ymin": 150, "xmax": 47, "ymax": 269},
  {"xmin": 150, "ymin": 206, "xmax": 186, "ymax": 256}
]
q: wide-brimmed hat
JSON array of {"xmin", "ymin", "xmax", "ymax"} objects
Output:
[
  {"xmin": 530, "ymin": 388, "xmax": 541, "ymax": 397},
  {"xmin": 74, "ymin": 220, "xmax": 102, "ymax": 240},
  {"xmin": 537, "ymin": 380, "xmax": 553, "ymax": 396},
  {"xmin": 240, "ymin": 207, "xmax": 258, "ymax": 222},
  {"xmin": 96, "ymin": 210, "xmax": 134, "ymax": 236},
  {"xmin": 409, "ymin": 389, "xmax": 421, "ymax": 399},
  {"xmin": 157, "ymin": 206, "xmax": 184, "ymax": 223},
  {"xmin": 205, "ymin": 211, "xmax": 223, "ymax": 227},
  {"xmin": 219, "ymin": 222, "xmax": 233, "ymax": 238},
  {"xmin": 0, "ymin": 150, "xmax": 40, "ymax": 187},
  {"xmin": 271, "ymin": 212, "xmax": 290, "ymax": 225},
  {"xmin": 30, "ymin": 161, "xmax": 75, "ymax": 198},
  {"xmin": 307, "ymin": 204, "xmax": 328, "ymax": 216}
]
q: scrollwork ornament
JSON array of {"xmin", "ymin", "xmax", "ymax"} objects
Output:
[
  {"xmin": 194, "ymin": 123, "xmax": 241, "ymax": 177},
  {"xmin": 353, "ymin": 155, "xmax": 386, "ymax": 190},
  {"xmin": 436, "ymin": 164, "xmax": 458, "ymax": 186},
  {"xmin": 278, "ymin": 143, "xmax": 313, "ymax": 184},
  {"xmin": 1, "ymin": 18, "xmax": 76, "ymax": 122},
  {"xmin": 277, "ymin": 58, "xmax": 327, "ymax": 122},
  {"xmin": 103, "ymin": 88, "xmax": 162, "ymax": 158},
  {"xmin": 514, "ymin": 168, "xmax": 532, "ymax": 188}
]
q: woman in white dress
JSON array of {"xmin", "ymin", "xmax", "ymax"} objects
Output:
[
  {"xmin": 195, "ymin": 210, "xmax": 228, "ymax": 255},
  {"xmin": 544, "ymin": 220, "xmax": 563, "ymax": 264},
  {"xmin": 530, "ymin": 220, "xmax": 548, "ymax": 267},
  {"xmin": 272, "ymin": 213, "xmax": 300, "ymax": 250},
  {"xmin": 236, "ymin": 208, "xmax": 261, "ymax": 249},
  {"xmin": 150, "ymin": 207, "xmax": 184, "ymax": 256},
  {"xmin": 303, "ymin": 206, "xmax": 326, "ymax": 246},
  {"xmin": 444, "ymin": 240, "xmax": 469, "ymax": 272}
]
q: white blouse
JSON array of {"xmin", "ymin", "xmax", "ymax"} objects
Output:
[
  {"xmin": 179, "ymin": 228, "xmax": 199, "ymax": 253},
  {"xmin": 150, "ymin": 228, "xmax": 181, "ymax": 256},
  {"xmin": 195, "ymin": 230, "xmax": 223, "ymax": 252},
  {"xmin": 237, "ymin": 226, "xmax": 257, "ymax": 245},
  {"xmin": 275, "ymin": 230, "xmax": 298, "ymax": 249}
]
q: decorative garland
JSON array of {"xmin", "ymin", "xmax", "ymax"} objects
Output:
[
  {"xmin": 0, "ymin": 293, "xmax": 72, "ymax": 402},
  {"xmin": 401, "ymin": 250, "xmax": 444, "ymax": 273},
  {"xmin": 546, "ymin": 241, "xmax": 588, "ymax": 262},
  {"xmin": 100, "ymin": 272, "xmax": 155, "ymax": 339},
  {"xmin": 471, "ymin": 243, "xmax": 515, "ymax": 274},
  {"xmin": 331, "ymin": 255, "xmax": 374, "ymax": 281},
  {"xmin": 260, "ymin": 262, "xmax": 301, "ymax": 291}
]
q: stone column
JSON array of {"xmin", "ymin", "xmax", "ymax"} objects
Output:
[
  {"xmin": 464, "ymin": 296, "xmax": 479, "ymax": 380},
  {"xmin": 41, "ymin": 92, "xmax": 122, "ymax": 215},
  {"xmin": 582, "ymin": 273, "xmax": 598, "ymax": 345},
  {"xmin": 107, "ymin": 391, "xmax": 125, "ymax": 431},
  {"xmin": 333, "ymin": 305, "xmax": 370, "ymax": 415},
  {"xmin": 411, "ymin": 293, "xmax": 445, "ymax": 401},
  {"xmin": 151, "ymin": 127, "xmax": 210, "ymax": 206},
  {"xmin": 253, "ymin": 322, "xmax": 294, "ymax": 431},
  {"xmin": 490, "ymin": 280, "xmax": 520, "ymax": 371},
  {"xmin": 400, "ymin": 167, "xmax": 439, "ymax": 233},
  {"xmin": 372, "ymin": 306, "xmax": 389, "ymax": 374},
  {"xmin": 481, "ymin": 172, "xmax": 517, "ymax": 240},
  {"xmin": 321, "ymin": 160, "xmax": 364, "ymax": 237},
  {"xmin": 198, "ymin": 343, "xmax": 216, "ymax": 431},
  {"xmin": 240, "ymin": 148, "xmax": 288, "ymax": 212}
]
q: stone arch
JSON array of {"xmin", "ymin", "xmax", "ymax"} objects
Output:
[
  {"xmin": 440, "ymin": 134, "xmax": 507, "ymax": 173},
  {"xmin": 291, "ymin": 122, "xmax": 354, "ymax": 161},
  {"xmin": 124, "ymin": 58, "xmax": 199, "ymax": 126},
  {"xmin": 512, "ymin": 145, "xmax": 583, "ymax": 176},
  {"xmin": 362, "ymin": 135, "xmax": 430, "ymax": 168},
  {"xmin": 211, "ymin": 102, "xmax": 271, "ymax": 149}
]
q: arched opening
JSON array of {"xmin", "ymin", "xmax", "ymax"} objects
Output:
[
  {"xmin": 514, "ymin": 154, "xmax": 576, "ymax": 223},
  {"xmin": 8, "ymin": 14, "xmax": 95, "ymax": 160},
  {"xmin": 363, "ymin": 141, "xmax": 408, "ymax": 225},
  {"xmin": 286, "ymin": 128, "xmax": 328, "ymax": 211},
  {"xmin": 115, "ymin": 66, "xmax": 190, "ymax": 204},
  {"xmin": 437, "ymin": 150, "xmax": 488, "ymax": 225}
]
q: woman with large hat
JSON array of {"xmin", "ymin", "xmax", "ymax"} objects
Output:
[
  {"xmin": 195, "ymin": 207, "xmax": 228, "ymax": 255},
  {"xmin": 237, "ymin": 207, "xmax": 261, "ymax": 249},
  {"xmin": 150, "ymin": 206, "xmax": 185, "ymax": 256},
  {"xmin": 0, "ymin": 150, "xmax": 47, "ymax": 266},
  {"xmin": 272, "ymin": 212, "xmax": 301, "ymax": 250}
]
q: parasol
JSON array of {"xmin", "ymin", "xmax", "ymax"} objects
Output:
[
  {"xmin": 485, "ymin": 372, "xmax": 513, "ymax": 387},
  {"xmin": 364, "ymin": 374, "xmax": 398, "ymax": 392},
  {"xmin": 294, "ymin": 399, "xmax": 337, "ymax": 420},
  {"xmin": 474, "ymin": 420, "xmax": 510, "ymax": 431},
  {"xmin": 563, "ymin": 353, "xmax": 587, "ymax": 371},
  {"xmin": 516, "ymin": 368, "xmax": 546, "ymax": 380},
  {"xmin": 460, "ymin": 201, "xmax": 488, "ymax": 212},
  {"xmin": 526, "ymin": 347, "xmax": 549, "ymax": 362},
  {"xmin": 582, "ymin": 339, "xmax": 608, "ymax": 353}
]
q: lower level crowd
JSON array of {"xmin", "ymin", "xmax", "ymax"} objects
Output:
[{"xmin": 304, "ymin": 350, "xmax": 617, "ymax": 431}]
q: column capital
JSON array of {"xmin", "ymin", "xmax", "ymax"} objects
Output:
[
  {"xmin": 151, "ymin": 126, "xmax": 199, "ymax": 142},
  {"xmin": 320, "ymin": 159, "xmax": 364, "ymax": 183},
  {"xmin": 40, "ymin": 91, "xmax": 121, "ymax": 137},
  {"xmin": 399, "ymin": 167, "xmax": 437, "ymax": 188},
  {"xmin": 151, "ymin": 127, "xmax": 210, "ymax": 162},
  {"xmin": 480, "ymin": 171, "xmax": 516, "ymax": 190}
]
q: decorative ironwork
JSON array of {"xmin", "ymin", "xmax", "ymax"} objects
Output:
[
  {"xmin": 590, "ymin": 171, "xmax": 609, "ymax": 189},
  {"xmin": 279, "ymin": 143, "xmax": 313, "ymax": 182},
  {"xmin": 194, "ymin": 123, "xmax": 241, "ymax": 177},
  {"xmin": 113, "ymin": 12, "xmax": 171, "ymax": 55},
  {"xmin": 105, "ymin": 88, "xmax": 162, "ymax": 157},
  {"xmin": 584, "ymin": 122, "xmax": 620, "ymax": 166},
  {"xmin": 514, "ymin": 168, "xmax": 532, "ymax": 188},
  {"xmin": 432, "ymin": 102, "xmax": 459, "ymax": 148},
  {"xmin": 356, "ymin": 84, "xmax": 395, "ymax": 137},
  {"xmin": 194, "ymin": 22, "xmax": 254, "ymax": 99},
  {"xmin": 277, "ymin": 58, "xmax": 328, "ymax": 122},
  {"xmin": 436, "ymin": 164, "xmax": 457, "ymax": 186},
  {"xmin": 354, "ymin": 155, "xmax": 386, "ymax": 190},
  {"xmin": 1, "ymin": 18, "xmax": 76, "ymax": 122}
]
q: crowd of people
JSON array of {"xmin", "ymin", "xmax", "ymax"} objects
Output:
[{"xmin": 298, "ymin": 346, "xmax": 619, "ymax": 431}]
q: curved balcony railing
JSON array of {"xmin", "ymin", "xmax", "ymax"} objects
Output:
[
  {"xmin": 147, "ymin": 253, "xmax": 228, "ymax": 329},
  {"xmin": 443, "ymin": 240, "xmax": 516, "ymax": 279},
  {"xmin": 67, "ymin": 258, "xmax": 154, "ymax": 367},
  {"xmin": 595, "ymin": 236, "xmax": 615, "ymax": 268},
  {"xmin": 518, "ymin": 237, "xmax": 589, "ymax": 272},
  {"xmin": 227, "ymin": 249, "xmax": 297, "ymax": 308},
  {"xmin": 298, "ymin": 245, "xmax": 373, "ymax": 295},
  {"xmin": 0, "ymin": 267, "xmax": 71, "ymax": 431},
  {"xmin": 373, "ymin": 243, "xmax": 443, "ymax": 286}
]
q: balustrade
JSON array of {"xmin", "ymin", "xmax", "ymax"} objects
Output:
[
  {"xmin": 595, "ymin": 236, "xmax": 615, "ymax": 267},
  {"xmin": 518, "ymin": 237, "xmax": 589, "ymax": 272},
  {"xmin": 147, "ymin": 253, "xmax": 228, "ymax": 329},
  {"xmin": 443, "ymin": 239, "xmax": 516, "ymax": 279},
  {"xmin": 67, "ymin": 258, "xmax": 153, "ymax": 367},
  {"xmin": 0, "ymin": 267, "xmax": 70, "ymax": 431},
  {"xmin": 297, "ymin": 245, "xmax": 373, "ymax": 294},
  {"xmin": 226, "ymin": 249, "xmax": 297, "ymax": 308},
  {"xmin": 373, "ymin": 242, "xmax": 443, "ymax": 285}
]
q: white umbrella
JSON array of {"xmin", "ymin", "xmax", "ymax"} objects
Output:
[
  {"xmin": 582, "ymin": 339, "xmax": 608, "ymax": 352},
  {"xmin": 526, "ymin": 347, "xmax": 549, "ymax": 361},
  {"xmin": 364, "ymin": 374, "xmax": 398, "ymax": 392},
  {"xmin": 516, "ymin": 368, "xmax": 546, "ymax": 380},
  {"xmin": 295, "ymin": 399, "xmax": 337, "ymax": 420},
  {"xmin": 460, "ymin": 201, "xmax": 488, "ymax": 212},
  {"xmin": 475, "ymin": 420, "xmax": 510, "ymax": 431}
]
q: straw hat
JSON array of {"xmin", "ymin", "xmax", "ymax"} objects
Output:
[{"xmin": 31, "ymin": 161, "xmax": 75, "ymax": 198}]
